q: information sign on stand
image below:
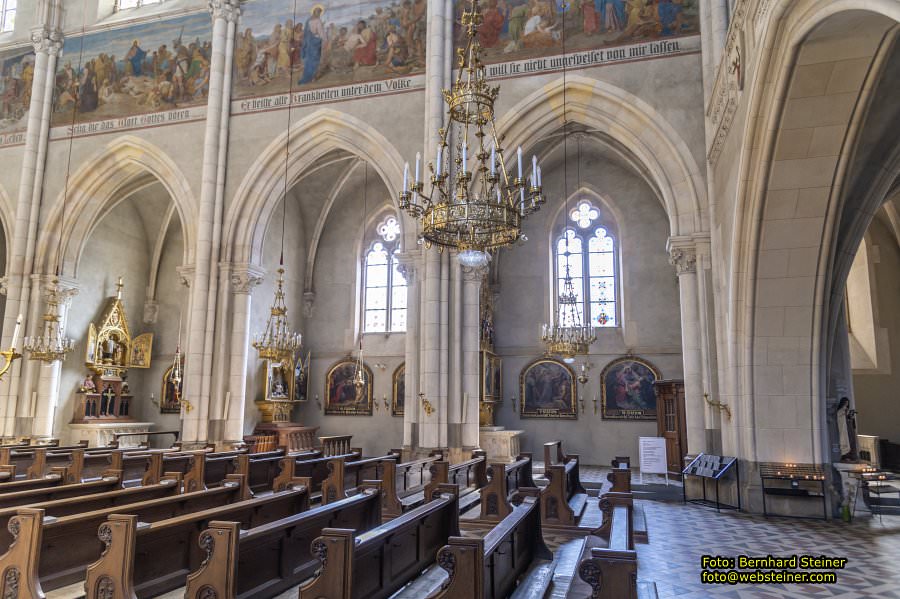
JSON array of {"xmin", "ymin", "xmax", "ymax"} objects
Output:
[{"xmin": 639, "ymin": 436, "xmax": 669, "ymax": 486}]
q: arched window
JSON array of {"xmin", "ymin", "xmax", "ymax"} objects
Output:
[
  {"xmin": 1, "ymin": 0, "xmax": 15, "ymax": 32},
  {"xmin": 555, "ymin": 200, "xmax": 617, "ymax": 327},
  {"xmin": 115, "ymin": 0, "xmax": 163, "ymax": 12},
  {"xmin": 363, "ymin": 215, "xmax": 406, "ymax": 333}
]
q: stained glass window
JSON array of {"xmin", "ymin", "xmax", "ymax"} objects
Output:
[
  {"xmin": 555, "ymin": 201, "xmax": 617, "ymax": 327},
  {"xmin": 1, "ymin": 0, "xmax": 15, "ymax": 32},
  {"xmin": 363, "ymin": 215, "xmax": 406, "ymax": 333},
  {"xmin": 115, "ymin": 0, "xmax": 162, "ymax": 12}
]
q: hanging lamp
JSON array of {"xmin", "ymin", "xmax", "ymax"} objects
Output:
[
  {"xmin": 541, "ymin": 4, "xmax": 596, "ymax": 363},
  {"xmin": 399, "ymin": 0, "xmax": 545, "ymax": 268}
]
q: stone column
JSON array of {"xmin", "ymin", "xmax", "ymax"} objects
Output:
[
  {"xmin": 224, "ymin": 264, "xmax": 264, "ymax": 443},
  {"xmin": 461, "ymin": 265, "xmax": 486, "ymax": 449},
  {"xmin": 1, "ymin": 24, "xmax": 63, "ymax": 437},
  {"xmin": 395, "ymin": 252, "xmax": 420, "ymax": 449},
  {"xmin": 32, "ymin": 275, "xmax": 78, "ymax": 438},
  {"xmin": 420, "ymin": 248, "xmax": 442, "ymax": 449},
  {"xmin": 182, "ymin": 0, "xmax": 241, "ymax": 444},
  {"xmin": 669, "ymin": 241, "xmax": 705, "ymax": 455}
]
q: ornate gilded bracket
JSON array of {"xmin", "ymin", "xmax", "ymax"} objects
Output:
[
  {"xmin": 0, "ymin": 349, "xmax": 22, "ymax": 381},
  {"xmin": 420, "ymin": 393, "xmax": 435, "ymax": 416}
]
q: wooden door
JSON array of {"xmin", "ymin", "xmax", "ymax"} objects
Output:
[{"xmin": 654, "ymin": 380, "xmax": 687, "ymax": 476}]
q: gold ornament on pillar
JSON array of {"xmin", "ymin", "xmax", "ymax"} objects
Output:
[
  {"xmin": 0, "ymin": 314, "xmax": 23, "ymax": 381},
  {"xmin": 399, "ymin": 0, "xmax": 545, "ymax": 269}
]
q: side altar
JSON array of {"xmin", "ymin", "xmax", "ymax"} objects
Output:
[{"xmin": 69, "ymin": 278, "xmax": 153, "ymax": 446}]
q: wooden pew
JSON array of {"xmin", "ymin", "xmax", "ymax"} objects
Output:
[
  {"xmin": 0, "ymin": 474, "xmax": 251, "ymax": 591},
  {"xmin": 424, "ymin": 451, "xmax": 488, "ymax": 513},
  {"xmin": 571, "ymin": 501, "xmax": 637, "ymax": 599},
  {"xmin": 184, "ymin": 483, "xmax": 384, "ymax": 598},
  {"xmin": 0, "ymin": 473, "xmax": 184, "ymax": 549},
  {"xmin": 299, "ymin": 483, "xmax": 461, "ymax": 599},
  {"xmin": 608, "ymin": 464, "xmax": 631, "ymax": 494},
  {"xmin": 0, "ymin": 472, "xmax": 125, "ymax": 511},
  {"xmin": 600, "ymin": 464, "xmax": 647, "ymax": 544},
  {"xmin": 380, "ymin": 451, "xmax": 443, "ymax": 518},
  {"xmin": 475, "ymin": 457, "xmax": 535, "ymax": 523},
  {"xmin": 433, "ymin": 489, "xmax": 552, "ymax": 598},
  {"xmin": 319, "ymin": 452, "xmax": 400, "ymax": 504},
  {"xmin": 271, "ymin": 450, "xmax": 361, "ymax": 497},
  {"xmin": 319, "ymin": 434, "xmax": 353, "ymax": 457},
  {"xmin": 538, "ymin": 442, "xmax": 588, "ymax": 529},
  {"xmin": 82, "ymin": 486, "xmax": 311, "ymax": 598}
]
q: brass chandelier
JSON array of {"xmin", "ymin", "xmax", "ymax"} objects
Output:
[
  {"xmin": 399, "ymin": 0, "xmax": 544, "ymax": 268},
  {"xmin": 542, "ymin": 266, "xmax": 596, "ymax": 364},
  {"xmin": 540, "ymin": 2, "xmax": 595, "ymax": 363},
  {"xmin": 24, "ymin": 277, "xmax": 75, "ymax": 363},
  {"xmin": 252, "ymin": 267, "xmax": 301, "ymax": 361}
]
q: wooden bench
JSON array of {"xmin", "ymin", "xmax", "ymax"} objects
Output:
[
  {"xmin": 271, "ymin": 450, "xmax": 362, "ymax": 497},
  {"xmin": 0, "ymin": 474, "xmax": 251, "ymax": 591},
  {"xmin": 81, "ymin": 486, "xmax": 311, "ymax": 598},
  {"xmin": 0, "ymin": 473, "xmax": 184, "ymax": 548},
  {"xmin": 319, "ymin": 434, "xmax": 354, "ymax": 457},
  {"xmin": 475, "ymin": 457, "xmax": 535, "ymax": 523},
  {"xmin": 184, "ymin": 483, "xmax": 384, "ymax": 598},
  {"xmin": 381, "ymin": 451, "xmax": 443, "ymax": 518},
  {"xmin": 571, "ymin": 501, "xmax": 637, "ymax": 599},
  {"xmin": 299, "ymin": 483, "xmax": 461, "ymax": 599},
  {"xmin": 424, "ymin": 451, "xmax": 488, "ymax": 514},
  {"xmin": 539, "ymin": 442, "xmax": 588, "ymax": 529},
  {"xmin": 432, "ymin": 488, "xmax": 552, "ymax": 598},
  {"xmin": 602, "ymin": 465, "xmax": 647, "ymax": 544},
  {"xmin": 320, "ymin": 452, "xmax": 400, "ymax": 504}
]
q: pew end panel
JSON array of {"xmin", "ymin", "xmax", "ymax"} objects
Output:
[
  {"xmin": 0, "ymin": 508, "xmax": 46, "ymax": 599},
  {"xmin": 577, "ymin": 547, "xmax": 638, "ymax": 599},
  {"xmin": 84, "ymin": 514, "xmax": 139, "ymax": 599},
  {"xmin": 183, "ymin": 521, "xmax": 239, "ymax": 599}
]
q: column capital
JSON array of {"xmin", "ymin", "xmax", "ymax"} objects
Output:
[
  {"xmin": 208, "ymin": 0, "xmax": 242, "ymax": 23},
  {"xmin": 30, "ymin": 27, "xmax": 63, "ymax": 55},
  {"xmin": 394, "ymin": 250, "xmax": 421, "ymax": 284},
  {"xmin": 30, "ymin": 273, "xmax": 79, "ymax": 298},
  {"xmin": 176, "ymin": 264, "xmax": 196, "ymax": 288},
  {"xmin": 230, "ymin": 263, "xmax": 265, "ymax": 294},
  {"xmin": 668, "ymin": 246, "xmax": 697, "ymax": 275}
]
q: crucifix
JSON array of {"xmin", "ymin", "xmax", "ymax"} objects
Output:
[{"xmin": 101, "ymin": 387, "xmax": 116, "ymax": 416}]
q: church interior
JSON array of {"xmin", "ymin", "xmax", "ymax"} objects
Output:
[{"xmin": 0, "ymin": 0, "xmax": 897, "ymax": 597}]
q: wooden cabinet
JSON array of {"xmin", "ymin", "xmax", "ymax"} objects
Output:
[{"xmin": 654, "ymin": 380, "xmax": 687, "ymax": 476}]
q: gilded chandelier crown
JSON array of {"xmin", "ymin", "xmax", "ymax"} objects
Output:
[
  {"xmin": 252, "ymin": 267, "xmax": 301, "ymax": 361},
  {"xmin": 400, "ymin": 0, "xmax": 544, "ymax": 267}
]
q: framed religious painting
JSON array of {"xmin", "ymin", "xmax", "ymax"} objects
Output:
[
  {"xmin": 519, "ymin": 358, "xmax": 577, "ymax": 419},
  {"xmin": 265, "ymin": 359, "xmax": 292, "ymax": 402},
  {"xmin": 85, "ymin": 323, "xmax": 98, "ymax": 365},
  {"xmin": 392, "ymin": 363, "xmax": 405, "ymax": 417},
  {"xmin": 600, "ymin": 356, "xmax": 661, "ymax": 420},
  {"xmin": 480, "ymin": 350, "xmax": 502, "ymax": 402},
  {"xmin": 292, "ymin": 350, "xmax": 310, "ymax": 403},
  {"xmin": 325, "ymin": 359, "xmax": 374, "ymax": 416},
  {"xmin": 129, "ymin": 333, "xmax": 153, "ymax": 369}
]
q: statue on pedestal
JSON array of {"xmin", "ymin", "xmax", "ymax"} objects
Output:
[{"xmin": 836, "ymin": 397, "xmax": 860, "ymax": 463}]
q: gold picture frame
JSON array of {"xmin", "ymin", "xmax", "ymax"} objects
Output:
[
  {"xmin": 480, "ymin": 350, "xmax": 502, "ymax": 402},
  {"xmin": 85, "ymin": 323, "xmax": 98, "ymax": 365},
  {"xmin": 324, "ymin": 359, "xmax": 373, "ymax": 416},
  {"xmin": 292, "ymin": 350, "xmax": 310, "ymax": 402},
  {"xmin": 600, "ymin": 356, "xmax": 661, "ymax": 420},
  {"xmin": 519, "ymin": 358, "xmax": 577, "ymax": 419},
  {"xmin": 392, "ymin": 363, "xmax": 405, "ymax": 417},
  {"xmin": 128, "ymin": 333, "xmax": 153, "ymax": 369}
]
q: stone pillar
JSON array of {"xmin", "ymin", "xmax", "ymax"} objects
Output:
[
  {"xmin": 395, "ymin": 252, "xmax": 420, "ymax": 449},
  {"xmin": 1, "ymin": 24, "xmax": 63, "ymax": 437},
  {"xmin": 208, "ymin": 261, "xmax": 234, "ymax": 442},
  {"xmin": 420, "ymin": 248, "xmax": 442, "ymax": 449},
  {"xmin": 182, "ymin": 0, "xmax": 241, "ymax": 444},
  {"xmin": 224, "ymin": 264, "xmax": 264, "ymax": 443},
  {"xmin": 461, "ymin": 265, "xmax": 486, "ymax": 449},
  {"xmin": 669, "ymin": 241, "xmax": 705, "ymax": 455},
  {"xmin": 32, "ymin": 275, "xmax": 78, "ymax": 438},
  {"xmin": 709, "ymin": 0, "xmax": 729, "ymax": 70}
]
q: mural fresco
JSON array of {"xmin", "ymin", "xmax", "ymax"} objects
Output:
[
  {"xmin": 234, "ymin": 0, "xmax": 427, "ymax": 99},
  {"xmin": 0, "ymin": 47, "xmax": 35, "ymax": 138},
  {"xmin": 50, "ymin": 12, "xmax": 212, "ymax": 126},
  {"xmin": 455, "ymin": 0, "xmax": 699, "ymax": 65}
]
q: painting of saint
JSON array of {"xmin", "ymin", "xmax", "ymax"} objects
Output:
[
  {"xmin": 453, "ymin": 0, "xmax": 699, "ymax": 66},
  {"xmin": 0, "ymin": 48, "xmax": 34, "ymax": 136},
  {"xmin": 233, "ymin": 0, "xmax": 428, "ymax": 99},
  {"xmin": 50, "ymin": 12, "xmax": 212, "ymax": 127},
  {"xmin": 520, "ymin": 358, "xmax": 576, "ymax": 419},
  {"xmin": 600, "ymin": 356, "xmax": 660, "ymax": 420},
  {"xmin": 480, "ymin": 351, "xmax": 502, "ymax": 401},
  {"xmin": 325, "ymin": 360, "xmax": 373, "ymax": 415},
  {"xmin": 293, "ymin": 350, "xmax": 310, "ymax": 402},
  {"xmin": 392, "ymin": 363, "xmax": 405, "ymax": 416},
  {"xmin": 129, "ymin": 333, "xmax": 153, "ymax": 369}
]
